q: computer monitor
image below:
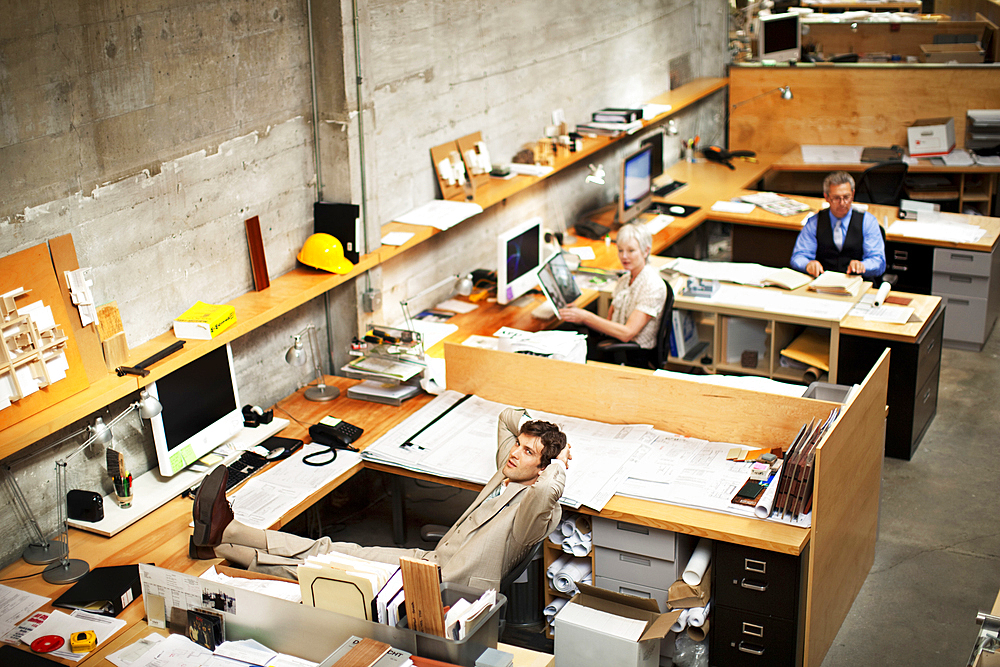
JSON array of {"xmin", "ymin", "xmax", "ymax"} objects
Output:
[
  {"xmin": 149, "ymin": 343, "xmax": 243, "ymax": 477},
  {"xmin": 619, "ymin": 145, "xmax": 653, "ymax": 225},
  {"xmin": 758, "ymin": 12, "xmax": 800, "ymax": 63},
  {"xmin": 641, "ymin": 132, "xmax": 664, "ymax": 181},
  {"xmin": 497, "ymin": 217, "xmax": 543, "ymax": 305}
]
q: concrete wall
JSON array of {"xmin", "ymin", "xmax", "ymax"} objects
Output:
[{"xmin": 0, "ymin": 0, "xmax": 728, "ymax": 569}]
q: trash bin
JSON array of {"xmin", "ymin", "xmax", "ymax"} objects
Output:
[{"xmin": 505, "ymin": 548, "xmax": 543, "ymax": 627}]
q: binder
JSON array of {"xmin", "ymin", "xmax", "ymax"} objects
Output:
[{"xmin": 53, "ymin": 564, "xmax": 141, "ymax": 617}]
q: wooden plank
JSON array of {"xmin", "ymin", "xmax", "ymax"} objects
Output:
[
  {"xmin": 805, "ymin": 350, "xmax": 889, "ymax": 667},
  {"xmin": 245, "ymin": 215, "xmax": 271, "ymax": 292},
  {"xmin": 48, "ymin": 234, "xmax": 108, "ymax": 383},
  {"xmin": 730, "ymin": 65, "xmax": 1000, "ymax": 155},
  {"xmin": 399, "ymin": 557, "xmax": 446, "ymax": 638},
  {"xmin": 332, "ymin": 637, "xmax": 391, "ymax": 667}
]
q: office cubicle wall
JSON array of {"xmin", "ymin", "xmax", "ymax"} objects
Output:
[
  {"xmin": 801, "ymin": 20, "xmax": 998, "ymax": 62},
  {"xmin": 729, "ymin": 64, "xmax": 1000, "ymax": 155}
]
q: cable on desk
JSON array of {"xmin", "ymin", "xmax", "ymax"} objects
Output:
[
  {"xmin": 0, "ymin": 562, "xmax": 62, "ymax": 582},
  {"xmin": 271, "ymin": 403, "xmax": 312, "ymax": 429}
]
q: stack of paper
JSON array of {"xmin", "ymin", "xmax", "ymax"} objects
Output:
[
  {"xmin": 807, "ymin": 271, "xmax": 863, "ymax": 297},
  {"xmin": 444, "ymin": 589, "xmax": 497, "ymax": 640},
  {"xmin": 298, "ymin": 552, "xmax": 403, "ymax": 624}
]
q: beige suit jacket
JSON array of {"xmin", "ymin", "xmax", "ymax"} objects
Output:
[{"xmin": 432, "ymin": 407, "xmax": 565, "ymax": 590}]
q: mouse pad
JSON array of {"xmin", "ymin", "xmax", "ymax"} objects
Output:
[{"xmin": 655, "ymin": 203, "xmax": 700, "ymax": 218}]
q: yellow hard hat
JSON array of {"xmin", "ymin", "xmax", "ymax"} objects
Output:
[{"xmin": 297, "ymin": 233, "xmax": 354, "ymax": 274}]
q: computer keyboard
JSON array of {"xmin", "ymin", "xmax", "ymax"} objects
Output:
[{"xmin": 223, "ymin": 450, "xmax": 269, "ymax": 491}]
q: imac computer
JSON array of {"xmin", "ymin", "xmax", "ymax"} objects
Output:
[
  {"xmin": 619, "ymin": 145, "xmax": 654, "ymax": 225},
  {"xmin": 641, "ymin": 132, "xmax": 664, "ymax": 182},
  {"xmin": 497, "ymin": 217, "xmax": 544, "ymax": 305},
  {"xmin": 758, "ymin": 12, "xmax": 800, "ymax": 63},
  {"xmin": 149, "ymin": 343, "xmax": 243, "ymax": 476}
]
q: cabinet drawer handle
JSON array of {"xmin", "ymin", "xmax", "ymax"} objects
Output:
[
  {"xmin": 738, "ymin": 641, "xmax": 765, "ymax": 656},
  {"xmin": 950, "ymin": 253, "xmax": 974, "ymax": 262},
  {"xmin": 616, "ymin": 522, "xmax": 649, "ymax": 535},
  {"xmin": 893, "ymin": 250, "xmax": 909, "ymax": 260},
  {"xmin": 949, "ymin": 275, "xmax": 973, "ymax": 284},
  {"xmin": 891, "ymin": 264, "xmax": 909, "ymax": 272},
  {"xmin": 744, "ymin": 558, "xmax": 766, "ymax": 574},
  {"xmin": 741, "ymin": 578, "xmax": 768, "ymax": 592},
  {"xmin": 620, "ymin": 553, "xmax": 651, "ymax": 567},
  {"xmin": 949, "ymin": 298, "xmax": 971, "ymax": 306},
  {"xmin": 742, "ymin": 622, "xmax": 764, "ymax": 637},
  {"xmin": 923, "ymin": 388, "xmax": 932, "ymax": 403},
  {"xmin": 924, "ymin": 338, "xmax": 936, "ymax": 355},
  {"xmin": 620, "ymin": 586, "xmax": 650, "ymax": 598}
]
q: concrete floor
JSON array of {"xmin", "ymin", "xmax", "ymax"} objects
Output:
[{"xmin": 296, "ymin": 323, "xmax": 1000, "ymax": 666}]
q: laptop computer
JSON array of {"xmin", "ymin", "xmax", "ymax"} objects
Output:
[{"xmin": 537, "ymin": 252, "xmax": 583, "ymax": 316}]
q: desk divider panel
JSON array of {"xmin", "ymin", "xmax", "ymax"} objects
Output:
[
  {"xmin": 729, "ymin": 66, "xmax": 1000, "ymax": 156},
  {"xmin": 806, "ymin": 350, "xmax": 889, "ymax": 667}
]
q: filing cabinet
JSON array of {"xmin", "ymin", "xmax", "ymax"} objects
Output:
[
  {"xmin": 839, "ymin": 301, "xmax": 944, "ymax": 459},
  {"xmin": 711, "ymin": 541, "xmax": 804, "ymax": 667},
  {"xmin": 591, "ymin": 517, "xmax": 696, "ymax": 612},
  {"xmin": 932, "ymin": 246, "xmax": 1000, "ymax": 351}
]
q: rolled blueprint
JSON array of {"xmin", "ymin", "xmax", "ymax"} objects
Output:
[
  {"xmin": 670, "ymin": 608, "xmax": 690, "ymax": 633},
  {"xmin": 686, "ymin": 618, "xmax": 710, "ymax": 642},
  {"xmin": 547, "ymin": 553, "xmax": 572, "ymax": 581},
  {"xmin": 548, "ymin": 527, "xmax": 565, "ymax": 546},
  {"xmin": 687, "ymin": 600, "xmax": 711, "ymax": 628},
  {"xmin": 544, "ymin": 597, "xmax": 568, "ymax": 624},
  {"xmin": 873, "ymin": 281, "xmax": 892, "ymax": 307},
  {"xmin": 682, "ymin": 538, "xmax": 712, "ymax": 586},
  {"xmin": 552, "ymin": 558, "xmax": 592, "ymax": 594},
  {"xmin": 754, "ymin": 460, "xmax": 783, "ymax": 519}
]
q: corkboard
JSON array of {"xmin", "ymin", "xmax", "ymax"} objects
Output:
[
  {"xmin": 429, "ymin": 140, "xmax": 468, "ymax": 201},
  {"xmin": 0, "ymin": 242, "xmax": 89, "ymax": 431},
  {"xmin": 456, "ymin": 131, "xmax": 491, "ymax": 191}
]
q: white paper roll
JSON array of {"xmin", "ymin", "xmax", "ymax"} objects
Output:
[
  {"xmin": 754, "ymin": 460, "xmax": 783, "ymax": 519},
  {"xmin": 687, "ymin": 601, "xmax": 711, "ymax": 628},
  {"xmin": 569, "ymin": 539, "xmax": 591, "ymax": 557},
  {"xmin": 560, "ymin": 519, "xmax": 575, "ymax": 537},
  {"xmin": 547, "ymin": 553, "xmax": 572, "ymax": 580},
  {"xmin": 873, "ymin": 281, "xmax": 891, "ymax": 307},
  {"xmin": 682, "ymin": 538, "xmax": 712, "ymax": 586},
  {"xmin": 670, "ymin": 608, "xmax": 690, "ymax": 633},
  {"xmin": 553, "ymin": 559, "xmax": 592, "ymax": 594},
  {"xmin": 548, "ymin": 528, "xmax": 565, "ymax": 546},
  {"xmin": 544, "ymin": 597, "xmax": 568, "ymax": 621}
]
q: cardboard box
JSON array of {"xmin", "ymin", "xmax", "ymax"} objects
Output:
[
  {"xmin": 919, "ymin": 43, "xmax": 984, "ymax": 64},
  {"xmin": 554, "ymin": 584, "xmax": 681, "ymax": 667},
  {"xmin": 907, "ymin": 117, "xmax": 956, "ymax": 158}
]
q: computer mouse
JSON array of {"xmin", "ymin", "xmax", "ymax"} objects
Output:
[{"xmin": 669, "ymin": 206, "xmax": 685, "ymax": 215}]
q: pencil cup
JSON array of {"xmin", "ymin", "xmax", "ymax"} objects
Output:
[
  {"xmin": 685, "ymin": 146, "xmax": 695, "ymax": 163},
  {"xmin": 116, "ymin": 493, "xmax": 132, "ymax": 509}
]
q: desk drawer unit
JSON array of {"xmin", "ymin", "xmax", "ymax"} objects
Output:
[
  {"xmin": 932, "ymin": 246, "xmax": 1000, "ymax": 350},
  {"xmin": 885, "ymin": 240, "xmax": 934, "ymax": 295},
  {"xmin": 595, "ymin": 545, "xmax": 679, "ymax": 588},
  {"xmin": 711, "ymin": 541, "xmax": 802, "ymax": 667},
  {"xmin": 594, "ymin": 574, "xmax": 671, "ymax": 612},
  {"xmin": 592, "ymin": 517, "xmax": 684, "ymax": 561}
]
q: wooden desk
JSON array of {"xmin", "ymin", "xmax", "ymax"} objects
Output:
[
  {"xmin": 770, "ymin": 146, "xmax": 1000, "ymax": 216},
  {"xmin": 801, "ymin": 0, "xmax": 922, "ymax": 10}
]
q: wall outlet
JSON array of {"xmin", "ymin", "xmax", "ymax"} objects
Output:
[{"xmin": 362, "ymin": 289, "xmax": 382, "ymax": 313}]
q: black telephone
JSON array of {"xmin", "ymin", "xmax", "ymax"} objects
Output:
[
  {"xmin": 305, "ymin": 418, "xmax": 363, "ymax": 466},
  {"xmin": 575, "ymin": 218, "xmax": 611, "ymax": 240}
]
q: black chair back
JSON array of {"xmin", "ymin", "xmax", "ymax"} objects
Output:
[
  {"xmin": 653, "ymin": 280, "xmax": 675, "ymax": 368},
  {"xmin": 856, "ymin": 161, "xmax": 908, "ymax": 206}
]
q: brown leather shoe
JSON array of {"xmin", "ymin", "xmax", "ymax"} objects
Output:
[{"xmin": 190, "ymin": 466, "xmax": 233, "ymax": 558}]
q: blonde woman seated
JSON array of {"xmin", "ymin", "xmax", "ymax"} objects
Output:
[{"xmin": 559, "ymin": 223, "xmax": 667, "ymax": 366}]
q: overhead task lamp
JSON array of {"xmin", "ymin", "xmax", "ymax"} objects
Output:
[
  {"xmin": 285, "ymin": 323, "xmax": 340, "ymax": 401},
  {"xmin": 400, "ymin": 274, "xmax": 474, "ymax": 332},
  {"xmin": 585, "ymin": 164, "xmax": 606, "ymax": 185},
  {"xmin": 731, "ymin": 85, "xmax": 793, "ymax": 110}
]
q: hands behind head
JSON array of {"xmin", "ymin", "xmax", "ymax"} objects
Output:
[{"xmin": 557, "ymin": 442, "xmax": 572, "ymax": 468}]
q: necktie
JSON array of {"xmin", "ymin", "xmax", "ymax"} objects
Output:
[{"xmin": 833, "ymin": 218, "xmax": 844, "ymax": 250}]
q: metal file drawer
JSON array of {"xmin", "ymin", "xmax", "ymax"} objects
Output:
[
  {"xmin": 711, "ymin": 605, "xmax": 797, "ymax": 667},
  {"xmin": 592, "ymin": 517, "xmax": 679, "ymax": 561},
  {"xmin": 595, "ymin": 574, "xmax": 670, "ymax": 613},
  {"xmin": 912, "ymin": 363, "xmax": 940, "ymax": 445},
  {"xmin": 932, "ymin": 271, "xmax": 990, "ymax": 299},
  {"xmin": 914, "ymin": 310, "xmax": 943, "ymax": 393},
  {"xmin": 941, "ymin": 294, "xmax": 989, "ymax": 345},
  {"xmin": 934, "ymin": 247, "xmax": 992, "ymax": 278},
  {"xmin": 595, "ymin": 546, "xmax": 680, "ymax": 589},
  {"xmin": 714, "ymin": 542, "xmax": 800, "ymax": 620}
]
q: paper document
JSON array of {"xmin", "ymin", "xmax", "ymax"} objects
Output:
[
  {"xmin": 381, "ymin": 231, "xmax": 415, "ymax": 246},
  {"xmin": 508, "ymin": 163, "xmax": 554, "ymax": 177},
  {"xmin": 800, "ymin": 145, "xmax": 863, "ymax": 164},
  {"xmin": 888, "ymin": 219, "xmax": 986, "ymax": 244},
  {"xmin": 710, "ymin": 284, "xmax": 853, "ymax": 320},
  {"xmin": 200, "ymin": 566, "xmax": 302, "ymax": 603},
  {"xmin": 0, "ymin": 584, "xmax": 48, "ymax": 637},
  {"xmin": 653, "ymin": 370, "xmax": 806, "ymax": 397},
  {"xmin": 710, "ymin": 201, "xmax": 755, "ymax": 214},
  {"xmin": 435, "ymin": 299, "xmax": 477, "ymax": 314},
  {"xmin": 568, "ymin": 246, "xmax": 596, "ymax": 261},
  {"xmin": 395, "ymin": 200, "xmax": 483, "ymax": 230},
  {"xmin": 21, "ymin": 609, "xmax": 126, "ymax": 662},
  {"xmin": 941, "ymin": 149, "xmax": 974, "ymax": 167},
  {"xmin": 863, "ymin": 305, "xmax": 914, "ymax": 324},
  {"xmin": 665, "ymin": 258, "xmax": 780, "ymax": 287},
  {"xmin": 645, "ymin": 214, "xmax": 674, "ymax": 235}
]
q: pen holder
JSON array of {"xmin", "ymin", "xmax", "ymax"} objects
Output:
[{"xmin": 115, "ymin": 493, "xmax": 132, "ymax": 509}]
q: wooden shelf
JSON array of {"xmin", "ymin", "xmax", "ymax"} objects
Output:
[{"xmin": 1, "ymin": 77, "xmax": 732, "ymax": 460}]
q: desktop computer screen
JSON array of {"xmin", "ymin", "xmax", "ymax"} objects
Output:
[
  {"xmin": 641, "ymin": 132, "xmax": 664, "ymax": 181},
  {"xmin": 148, "ymin": 343, "xmax": 243, "ymax": 476},
  {"xmin": 497, "ymin": 217, "xmax": 543, "ymax": 305},
  {"xmin": 758, "ymin": 12, "xmax": 800, "ymax": 63},
  {"xmin": 619, "ymin": 145, "xmax": 654, "ymax": 225}
]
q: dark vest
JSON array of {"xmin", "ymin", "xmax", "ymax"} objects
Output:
[{"xmin": 815, "ymin": 209, "xmax": 865, "ymax": 273}]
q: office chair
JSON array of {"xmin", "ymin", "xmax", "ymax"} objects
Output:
[
  {"xmin": 595, "ymin": 280, "xmax": 674, "ymax": 369},
  {"xmin": 498, "ymin": 540, "xmax": 545, "ymax": 639},
  {"xmin": 855, "ymin": 161, "xmax": 909, "ymax": 207}
]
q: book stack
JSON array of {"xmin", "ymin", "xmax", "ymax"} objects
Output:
[
  {"xmin": 591, "ymin": 107, "xmax": 642, "ymax": 123},
  {"xmin": 298, "ymin": 552, "xmax": 404, "ymax": 625},
  {"xmin": 576, "ymin": 108, "xmax": 643, "ymax": 137},
  {"xmin": 807, "ymin": 271, "xmax": 864, "ymax": 298},
  {"xmin": 172, "ymin": 301, "xmax": 237, "ymax": 340},
  {"xmin": 762, "ymin": 267, "xmax": 811, "ymax": 291},
  {"xmin": 769, "ymin": 410, "xmax": 838, "ymax": 522}
]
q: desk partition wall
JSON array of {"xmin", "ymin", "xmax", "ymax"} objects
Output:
[{"xmin": 729, "ymin": 65, "xmax": 1000, "ymax": 156}]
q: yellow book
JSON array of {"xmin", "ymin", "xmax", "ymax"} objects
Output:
[{"xmin": 173, "ymin": 301, "xmax": 236, "ymax": 340}]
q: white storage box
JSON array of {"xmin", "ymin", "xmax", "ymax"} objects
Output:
[
  {"xmin": 554, "ymin": 583, "xmax": 680, "ymax": 667},
  {"xmin": 907, "ymin": 117, "xmax": 956, "ymax": 158}
]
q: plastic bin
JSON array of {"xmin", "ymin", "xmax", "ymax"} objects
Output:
[
  {"xmin": 397, "ymin": 583, "xmax": 507, "ymax": 666},
  {"xmin": 506, "ymin": 547, "xmax": 543, "ymax": 627},
  {"xmin": 802, "ymin": 381, "xmax": 852, "ymax": 403}
]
